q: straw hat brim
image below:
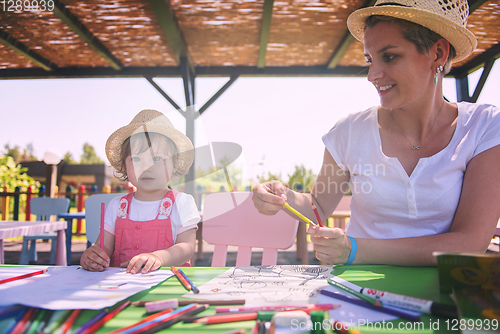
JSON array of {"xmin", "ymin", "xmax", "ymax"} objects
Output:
[
  {"xmin": 105, "ymin": 120, "xmax": 194, "ymax": 176},
  {"xmin": 347, "ymin": 6, "xmax": 477, "ymax": 63}
]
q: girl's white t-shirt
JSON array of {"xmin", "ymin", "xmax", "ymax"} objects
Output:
[
  {"xmin": 103, "ymin": 192, "xmax": 200, "ymax": 244},
  {"xmin": 322, "ymin": 102, "xmax": 500, "ymax": 239}
]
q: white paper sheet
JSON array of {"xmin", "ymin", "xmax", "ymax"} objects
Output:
[
  {"xmin": 0, "ymin": 266, "xmax": 173, "ymax": 310},
  {"xmin": 184, "ymin": 265, "xmax": 332, "ymax": 305}
]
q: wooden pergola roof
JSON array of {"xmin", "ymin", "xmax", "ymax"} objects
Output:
[{"xmin": 1, "ymin": 0, "xmax": 499, "ymax": 82}]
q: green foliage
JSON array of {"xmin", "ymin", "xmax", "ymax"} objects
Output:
[
  {"xmin": 194, "ymin": 157, "xmax": 244, "ymax": 191},
  {"xmin": 257, "ymin": 171, "xmax": 282, "ymax": 184},
  {"xmin": 0, "ymin": 155, "xmax": 39, "ymax": 190},
  {"xmin": 287, "ymin": 164, "xmax": 317, "ymax": 192},
  {"xmin": 63, "ymin": 152, "xmax": 78, "ymax": 164},
  {"xmin": 80, "ymin": 143, "xmax": 104, "ymax": 164},
  {"xmin": 3, "ymin": 143, "xmax": 37, "ymax": 164}
]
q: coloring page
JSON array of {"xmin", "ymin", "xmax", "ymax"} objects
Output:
[{"xmin": 0, "ymin": 266, "xmax": 173, "ymax": 310}]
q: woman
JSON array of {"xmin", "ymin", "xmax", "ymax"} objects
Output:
[{"xmin": 252, "ymin": 0, "xmax": 500, "ymax": 266}]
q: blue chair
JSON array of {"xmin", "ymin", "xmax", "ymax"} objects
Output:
[
  {"xmin": 84, "ymin": 193, "xmax": 124, "ymax": 245},
  {"xmin": 19, "ymin": 197, "xmax": 70, "ymax": 265}
]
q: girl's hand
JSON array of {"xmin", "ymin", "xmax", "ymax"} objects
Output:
[
  {"xmin": 80, "ymin": 245, "xmax": 110, "ymax": 272},
  {"xmin": 307, "ymin": 226, "xmax": 352, "ymax": 264},
  {"xmin": 252, "ymin": 180, "xmax": 287, "ymax": 215},
  {"xmin": 122, "ymin": 253, "xmax": 162, "ymax": 274}
]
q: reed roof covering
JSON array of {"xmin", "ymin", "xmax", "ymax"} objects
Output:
[{"xmin": 1, "ymin": 0, "xmax": 499, "ymax": 79}]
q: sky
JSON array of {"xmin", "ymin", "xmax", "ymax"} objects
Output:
[{"xmin": 1, "ymin": 61, "xmax": 500, "ymax": 186}]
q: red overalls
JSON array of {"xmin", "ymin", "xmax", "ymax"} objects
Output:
[{"xmin": 111, "ymin": 191, "xmax": 190, "ymax": 267}]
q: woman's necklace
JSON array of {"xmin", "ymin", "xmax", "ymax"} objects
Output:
[{"xmin": 390, "ymin": 100, "xmax": 445, "ymax": 150}]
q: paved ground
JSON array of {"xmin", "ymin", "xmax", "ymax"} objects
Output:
[{"xmin": 2, "ymin": 238, "xmax": 321, "ymax": 267}]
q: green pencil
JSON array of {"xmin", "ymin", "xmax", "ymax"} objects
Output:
[
  {"xmin": 25, "ymin": 308, "xmax": 46, "ymax": 334},
  {"xmin": 44, "ymin": 309, "xmax": 71, "ymax": 333},
  {"xmin": 327, "ymin": 278, "xmax": 382, "ymax": 306}
]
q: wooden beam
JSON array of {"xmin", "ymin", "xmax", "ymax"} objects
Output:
[
  {"xmin": 149, "ymin": 0, "xmax": 194, "ymax": 72},
  {"xmin": 0, "ymin": 65, "xmax": 372, "ymax": 79},
  {"xmin": 51, "ymin": 0, "xmax": 122, "ymax": 70},
  {"xmin": 257, "ymin": 0, "xmax": 275, "ymax": 68},
  {"xmin": 470, "ymin": 58, "xmax": 495, "ymax": 103},
  {"xmin": 199, "ymin": 75, "xmax": 239, "ymax": 115},
  {"xmin": 468, "ymin": 0, "xmax": 488, "ymax": 14},
  {"xmin": 0, "ymin": 30, "xmax": 56, "ymax": 71},
  {"xmin": 326, "ymin": 0, "xmax": 376, "ymax": 69}
]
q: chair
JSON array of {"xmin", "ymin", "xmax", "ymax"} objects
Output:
[
  {"xmin": 202, "ymin": 192, "xmax": 299, "ymax": 267},
  {"xmin": 19, "ymin": 197, "xmax": 70, "ymax": 265},
  {"xmin": 84, "ymin": 193, "xmax": 124, "ymax": 245},
  {"xmin": 329, "ymin": 195, "xmax": 352, "ymax": 230}
]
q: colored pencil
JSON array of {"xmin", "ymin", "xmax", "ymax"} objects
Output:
[
  {"xmin": 0, "ymin": 305, "xmax": 24, "ymax": 321},
  {"xmin": 10, "ymin": 307, "xmax": 35, "ymax": 334},
  {"xmin": 170, "ymin": 266, "xmax": 192, "ymax": 291},
  {"xmin": 110, "ymin": 304, "xmax": 197, "ymax": 334},
  {"xmin": 36, "ymin": 310, "xmax": 54, "ymax": 334},
  {"xmin": 145, "ymin": 299, "xmax": 178, "ymax": 313},
  {"xmin": 59, "ymin": 309, "xmax": 81, "ymax": 334},
  {"xmin": 4, "ymin": 307, "xmax": 27, "ymax": 334},
  {"xmin": 221, "ymin": 329, "xmax": 247, "ymax": 334},
  {"xmin": 250, "ymin": 320, "xmax": 260, "ymax": 334},
  {"xmin": 106, "ymin": 308, "xmax": 174, "ymax": 334},
  {"xmin": 311, "ymin": 202, "xmax": 324, "ymax": 227},
  {"xmin": 132, "ymin": 299, "xmax": 245, "ymax": 307},
  {"xmin": 283, "ymin": 202, "xmax": 317, "ymax": 226},
  {"xmin": 318, "ymin": 289, "xmax": 421, "ymax": 322},
  {"xmin": 327, "ymin": 278, "xmax": 381, "ymax": 306},
  {"xmin": 100, "ymin": 202, "xmax": 105, "ymax": 249},
  {"xmin": 140, "ymin": 304, "xmax": 209, "ymax": 334},
  {"xmin": 0, "ymin": 269, "xmax": 47, "ymax": 285},
  {"xmin": 216, "ymin": 303, "xmax": 339, "ymax": 313},
  {"xmin": 80, "ymin": 300, "xmax": 131, "ymax": 334},
  {"xmin": 177, "ymin": 268, "xmax": 200, "ymax": 294},
  {"xmin": 194, "ymin": 312, "xmax": 259, "ymax": 325},
  {"xmin": 25, "ymin": 308, "xmax": 46, "ymax": 334},
  {"xmin": 44, "ymin": 310, "xmax": 71, "ymax": 334}
]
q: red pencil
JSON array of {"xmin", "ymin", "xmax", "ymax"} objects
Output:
[
  {"xmin": 170, "ymin": 266, "xmax": 192, "ymax": 291},
  {"xmin": 194, "ymin": 312, "xmax": 258, "ymax": 325},
  {"xmin": 80, "ymin": 300, "xmax": 130, "ymax": 334},
  {"xmin": 10, "ymin": 307, "xmax": 35, "ymax": 334},
  {"xmin": 0, "ymin": 269, "xmax": 47, "ymax": 285},
  {"xmin": 311, "ymin": 202, "xmax": 324, "ymax": 227},
  {"xmin": 60, "ymin": 309, "xmax": 82, "ymax": 334},
  {"xmin": 100, "ymin": 202, "xmax": 105, "ymax": 249}
]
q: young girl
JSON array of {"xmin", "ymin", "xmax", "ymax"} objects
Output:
[{"xmin": 80, "ymin": 109, "xmax": 200, "ymax": 274}]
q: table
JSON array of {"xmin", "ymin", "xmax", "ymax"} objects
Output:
[
  {"xmin": 57, "ymin": 212, "xmax": 86, "ymax": 265},
  {"xmin": 0, "ymin": 220, "xmax": 67, "ymax": 266},
  {"xmin": 0, "ymin": 265, "xmax": 457, "ymax": 333}
]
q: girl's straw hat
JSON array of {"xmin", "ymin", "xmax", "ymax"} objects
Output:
[
  {"xmin": 105, "ymin": 109, "xmax": 194, "ymax": 175},
  {"xmin": 347, "ymin": 0, "xmax": 477, "ymax": 63}
]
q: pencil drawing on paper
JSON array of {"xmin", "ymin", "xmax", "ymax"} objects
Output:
[{"xmin": 189, "ymin": 265, "xmax": 331, "ymax": 305}]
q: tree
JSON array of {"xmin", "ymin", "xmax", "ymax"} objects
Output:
[
  {"xmin": 80, "ymin": 143, "xmax": 104, "ymax": 164},
  {"xmin": 3, "ymin": 143, "xmax": 37, "ymax": 163},
  {"xmin": 287, "ymin": 164, "xmax": 317, "ymax": 192},
  {"xmin": 63, "ymin": 152, "xmax": 78, "ymax": 164}
]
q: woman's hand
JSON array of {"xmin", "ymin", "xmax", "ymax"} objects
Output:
[
  {"xmin": 307, "ymin": 225, "xmax": 352, "ymax": 264},
  {"xmin": 80, "ymin": 245, "xmax": 110, "ymax": 272},
  {"xmin": 252, "ymin": 180, "xmax": 288, "ymax": 215},
  {"xmin": 122, "ymin": 253, "xmax": 162, "ymax": 274}
]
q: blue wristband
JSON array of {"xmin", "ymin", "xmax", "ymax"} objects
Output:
[{"xmin": 345, "ymin": 236, "xmax": 357, "ymax": 265}]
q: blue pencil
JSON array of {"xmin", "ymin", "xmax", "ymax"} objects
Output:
[{"xmin": 177, "ymin": 268, "xmax": 200, "ymax": 294}]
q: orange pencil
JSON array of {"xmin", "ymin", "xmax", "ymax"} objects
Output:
[
  {"xmin": 170, "ymin": 266, "xmax": 192, "ymax": 291},
  {"xmin": 194, "ymin": 312, "xmax": 258, "ymax": 325},
  {"xmin": 0, "ymin": 269, "xmax": 47, "ymax": 285},
  {"xmin": 311, "ymin": 202, "xmax": 324, "ymax": 227}
]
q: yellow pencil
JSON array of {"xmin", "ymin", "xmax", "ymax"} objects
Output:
[{"xmin": 283, "ymin": 202, "xmax": 317, "ymax": 226}]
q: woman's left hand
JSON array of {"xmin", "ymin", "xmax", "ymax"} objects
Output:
[
  {"xmin": 122, "ymin": 253, "xmax": 162, "ymax": 274},
  {"xmin": 307, "ymin": 226, "xmax": 352, "ymax": 264}
]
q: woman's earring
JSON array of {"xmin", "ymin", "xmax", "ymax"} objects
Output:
[{"xmin": 434, "ymin": 65, "xmax": 444, "ymax": 85}]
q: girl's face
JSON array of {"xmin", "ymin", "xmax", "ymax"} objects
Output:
[
  {"xmin": 125, "ymin": 134, "xmax": 177, "ymax": 194},
  {"xmin": 363, "ymin": 21, "xmax": 435, "ymax": 110}
]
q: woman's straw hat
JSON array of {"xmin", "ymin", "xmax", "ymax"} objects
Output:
[
  {"xmin": 105, "ymin": 109, "xmax": 194, "ymax": 175},
  {"xmin": 347, "ymin": 0, "xmax": 477, "ymax": 63}
]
